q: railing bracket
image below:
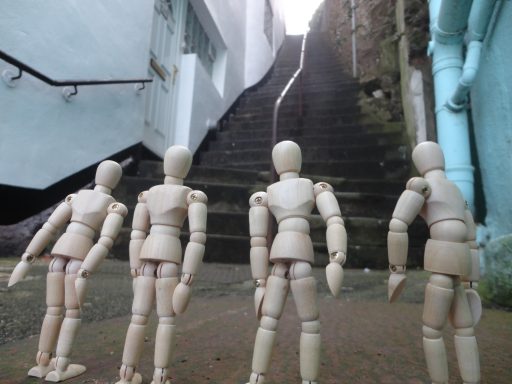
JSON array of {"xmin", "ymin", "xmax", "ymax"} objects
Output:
[
  {"xmin": 2, "ymin": 67, "xmax": 22, "ymax": 87},
  {"xmin": 62, "ymin": 85, "xmax": 78, "ymax": 102}
]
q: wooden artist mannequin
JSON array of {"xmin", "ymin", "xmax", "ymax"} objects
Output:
[
  {"xmin": 116, "ymin": 145, "xmax": 207, "ymax": 384},
  {"xmin": 246, "ymin": 140, "xmax": 347, "ymax": 384},
  {"xmin": 8, "ymin": 160, "xmax": 127, "ymax": 382},
  {"xmin": 387, "ymin": 141, "xmax": 481, "ymax": 384}
]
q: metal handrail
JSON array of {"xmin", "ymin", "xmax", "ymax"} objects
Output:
[
  {"xmin": 0, "ymin": 49, "xmax": 152, "ymax": 97},
  {"xmin": 270, "ymin": 31, "xmax": 309, "ymax": 181}
]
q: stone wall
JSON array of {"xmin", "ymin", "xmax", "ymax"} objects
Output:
[{"xmin": 319, "ymin": 0, "xmax": 435, "ymax": 148}]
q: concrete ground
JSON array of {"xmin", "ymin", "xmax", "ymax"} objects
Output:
[{"xmin": 0, "ymin": 258, "xmax": 511, "ymax": 383}]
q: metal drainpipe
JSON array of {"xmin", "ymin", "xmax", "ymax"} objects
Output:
[
  {"xmin": 428, "ymin": 0, "xmax": 475, "ymax": 210},
  {"xmin": 351, "ymin": 0, "xmax": 357, "ymax": 78},
  {"xmin": 447, "ymin": 0, "xmax": 497, "ymax": 109}
]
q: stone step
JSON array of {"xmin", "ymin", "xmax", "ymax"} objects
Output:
[
  {"xmin": 217, "ymin": 123, "xmax": 403, "ymax": 140},
  {"xmin": 243, "ymin": 88, "xmax": 359, "ymax": 103},
  {"xmin": 222, "ymin": 159, "xmax": 410, "ymax": 179},
  {"xmin": 209, "ymin": 132, "xmax": 404, "ymax": 151},
  {"xmin": 229, "ymin": 110, "xmax": 363, "ymax": 125},
  {"xmin": 225, "ymin": 115, "xmax": 370, "ymax": 130},
  {"xmin": 234, "ymin": 103, "xmax": 361, "ymax": 118},
  {"xmin": 200, "ymin": 144, "xmax": 408, "ymax": 164},
  {"xmin": 248, "ymin": 85, "xmax": 360, "ymax": 100},
  {"xmin": 137, "ymin": 164, "xmax": 265, "ymax": 185}
]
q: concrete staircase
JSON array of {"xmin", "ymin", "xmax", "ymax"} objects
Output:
[{"xmin": 114, "ymin": 32, "xmax": 427, "ymax": 269}]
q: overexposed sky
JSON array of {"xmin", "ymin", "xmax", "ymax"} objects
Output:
[{"xmin": 283, "ymin": 0, "xmax": 324, "ymax": 35}]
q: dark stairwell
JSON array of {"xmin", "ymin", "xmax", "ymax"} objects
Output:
[{"xmin": 115, "ymin": 32, "xmax": 427, "ymax": 268}]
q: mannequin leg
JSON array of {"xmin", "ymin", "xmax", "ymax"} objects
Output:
[
  {"xmin": 290, "ymin": 261, "xmax": 320, "ymax": 384},
  {"xmin": 450, "ymin": 278, "xmax": 480, "ymax": 384},
  {"xmin": 151, "ymin": 262, "xmax": 179, "ymax": 384},
  {"xmin": 248, "ymin": 263, "xmax": 290, "ymax": 384},
  {"xmin": 46, "ymin": 259, "xmax": 86, "ymax": 382},
  {"xmin": 28, "ymin": 257, "xmax": 66, "ymax": 378},
  {"xmin": 422, "ymin": 273, "xmax": 454, "ymax": 384},
  {"xmin": 116, "ymin": 262, "xmax": 157, "ymax": 384}
]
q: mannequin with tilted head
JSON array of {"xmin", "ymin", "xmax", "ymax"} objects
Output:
[
  {"xmin": 116, "ymin": 145, "xmax": 207, "ymax": 384},
  {"xmin": 8, "ymin": 160, "xmax": 127, "ymax": 382},
  {"xmin": 246, "ymin": 140, "xmax": 347, "ymax": 384},
  {"xmin": 388, "ymin": 141, "xmax": 481, "ymax": 384}
]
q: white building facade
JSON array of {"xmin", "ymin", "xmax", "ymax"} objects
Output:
[{"xmin": 0, "ymin": 0, "xmax": 286, "ymax": 189}]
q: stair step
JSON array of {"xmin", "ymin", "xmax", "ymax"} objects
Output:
[
  {"xmin": 216, "ymin": 124, "xmax": 403, "ymax": 141},
  {"xmin": 209, "ymin": 132, "xmax": 404, "ymax": 151},
  {"xmin": 222, "ymin": 159, "xmax": 409, "ymax": 179},
  {"xmin": 200, "ymin": 144, "xmax": 408, "ymax": 164},
  {"xmin": 137, "ymin": 163, "xmax": 264, "ymax": 184}
]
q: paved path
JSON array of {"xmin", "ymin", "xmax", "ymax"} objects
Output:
[{"xmin": 0, "ymin": 259, "xmax": 511, "ymax": 383}]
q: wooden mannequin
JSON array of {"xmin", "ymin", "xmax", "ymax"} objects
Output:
[
  {"xmin": 388, "ymin": 141, "xmax": 481, "ymax": 384},
  {"xmin": 8, "ymin": 160, "xmax": 127, "ymax": 382},
  {"xmin": 116, "ymin": 145, "xmax": 207, "ymax": 384},
  {"xmin": 247, "ymin": 140, "xmax": 347, "ymax": 384}
]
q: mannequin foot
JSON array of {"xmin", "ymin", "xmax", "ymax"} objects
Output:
[
  {"xmin": 248, "ymin": 372, "xmax": 265, "ymax": 384},
  {"xmin": 45, "ymin": 357, "xmax": 85, "ymax": 382},
  {"xmin": 27, "ymin": 358, "xmax": 55, "ymax": 378},
  {"xmin": 115, "ymin": 372, "xmax": 142, "ymax": 384},
  {"xmin": 151, "ymin": 367, "xmax": 172, "ymax": 384}
]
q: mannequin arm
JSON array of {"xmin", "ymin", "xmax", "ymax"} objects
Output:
[
  {"xmin": 173, "ymin": 190, "xmax": 208, "ymax": 314},
  {"xmin": 314, "ymin": 182, "xmax": 346, "ymax": 297},
  {"xmin": 387, "ymin": 177, "xmax": 429, "ymax": 302},
  {"xmin": 129, "ymin": 191, "xmax": 150, "ymax": 278},
  {"xmin": 75, "ymin": 202, "xmax": 128, "ymax": 306},
  {"xmin": 462, "ymin": 205, "xmax": 482, "ymax": 325},
  {"xmin": 8, "ymin": 194, "xmax": 74, "ymax": 287},
  {"xmin": 248, "ymin": 191, "xmax": 269, "ymax": 318}
]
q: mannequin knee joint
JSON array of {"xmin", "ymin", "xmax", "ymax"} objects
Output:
[
  {"xmin": 423, "ymin": 325, "xmax": 443, "ymax": 339},
  {"xmin": 260, "ymin": 316, "xmax": 278, "ymax": 331},
  {"xmin": 302, "ymin": 320, "xmax": 320, "ymax": 334}
]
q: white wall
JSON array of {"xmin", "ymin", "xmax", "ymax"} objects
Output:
[
  {"xmin": 0, "ymin": 0, "xmax": 153, "ymax": 189},
  {"xmin": 173, "ymin": 0, "xmax": 286, "ymax": 154},
  {"xmin": 245, "ymin": 0, "xmax": 286, "ymax": 87}
]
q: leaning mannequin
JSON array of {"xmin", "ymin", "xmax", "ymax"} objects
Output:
[
  {"xmin": 8, "ymin": 160, "xmax": 127, "ymax": 382},
  {"xmin": 388, "ymin": 141, "xmax": 481, "ymax": 384}
]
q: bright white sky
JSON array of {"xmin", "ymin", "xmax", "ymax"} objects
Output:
[{"xmin": 283, "ymin": 0, "xmax": 324, "ymax": 35}]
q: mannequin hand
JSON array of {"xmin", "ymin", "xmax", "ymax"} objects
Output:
[
  {"xmin": 75, "ymin": 269, "xmax": 91, "ymax": 309},
  {"xmin": 465, "ymin": 286, "xmax": 482, "ymax": 326},
  {"xmin": 326, "ymin": 262, "xmax": 344, "ymax": 297},
  {"xmin": 8, "ymin": 253, "xmax": 35, "ymax": 287},
  {"xmin": 388, "ymin": 272, "xmax": 407, "ymax": 303},
  {"xmin": 172, "ymin": 281, "xmax": 192, "ymax": 314}
]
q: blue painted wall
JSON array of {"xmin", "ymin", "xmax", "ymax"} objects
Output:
[
  {"xmin": 472, "ymin": 2, "xmax": 512, "ymax": 241},
  {"xmin": 470, "ymin": 2, "xmax": 512, "ymax": 305},
  {"xmin": 0, "ymin": 1, "xmax": 154, "ymax": 189}
]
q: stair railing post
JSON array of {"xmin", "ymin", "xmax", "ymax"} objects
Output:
[{"xmin": 269, "ymin": 31, "xmax": 309, "ymax": 244}]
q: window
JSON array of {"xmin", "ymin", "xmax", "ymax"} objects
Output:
[
  {"xmin": 264, "ymin": 0, "xmax": 273, "ymax": 46},
  {"xmin": 184, "ymin": 4, "xmax": 216, "ymax": 76}
]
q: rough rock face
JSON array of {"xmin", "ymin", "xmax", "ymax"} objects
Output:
[{"xmin": 318, "ymin": 0, "xmax": 434, "ymax": 138}]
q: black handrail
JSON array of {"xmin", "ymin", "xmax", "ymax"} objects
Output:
[{"xmin": 0, "ymin": 49, "xmax": 152, "ymax": 90}]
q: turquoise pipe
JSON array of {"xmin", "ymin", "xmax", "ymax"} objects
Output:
[
  {"xmin": 429, "ymin": 0, "xmax": 475, "ymax": 210},
  {"xmin": 449, "ymin": 0, "xmax": 498, "ymax": 109}
]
